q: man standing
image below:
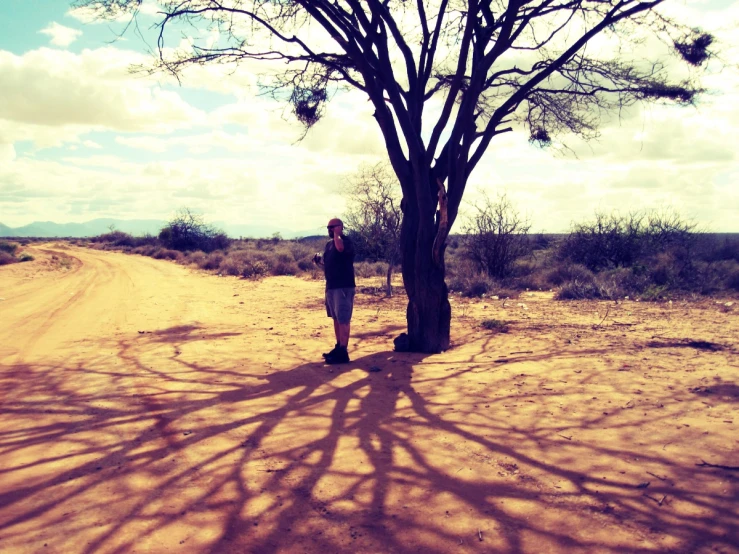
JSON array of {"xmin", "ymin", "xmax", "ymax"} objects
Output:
[{"xmin": 313, "ymin": 218, "xmax": 356, "ymax": 364}]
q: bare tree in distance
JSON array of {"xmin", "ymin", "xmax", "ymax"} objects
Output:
[
  {"xmin": 74, "ymin": 0, "xmax": 715, "ymax": 352},
  {"xmin": 561, "ymin": 208, "xmax": 698, "ymax": 271},
  {"xmin": 343, "ymin": 162, "xmax": 402, "ymax": 296},
  {"xmin": 159, "ymin": 207, "xmax": 231, "ymax": 252},
  {"xmin": 463, "ymin": 192, "xmax": 531, "ymax": 279}
]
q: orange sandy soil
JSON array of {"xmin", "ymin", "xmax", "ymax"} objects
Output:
[{"xmin": 0, "ymin": 243, "xmax": 737, "ymax": 554}]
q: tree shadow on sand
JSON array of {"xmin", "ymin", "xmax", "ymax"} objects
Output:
[{"xmin": 0, "ymin": 326, "xmax": 737, "ymax": 553}]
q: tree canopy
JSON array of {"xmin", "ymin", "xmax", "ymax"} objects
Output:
[
  {"xmin": 75, "ymin": 1, "xmax": 712, "ymax": 210},
  {"xmin": 74, "ymin": 0, "xmax": 715, "ymax": 352}
]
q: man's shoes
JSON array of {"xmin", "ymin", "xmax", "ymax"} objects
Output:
[
  {"xmin": 325, "ymin": 346, "xmax": 350, "ymax": 364},
  {"xmin": 322, "ymin": 343, "xmax": 340, "ymax": 359}
]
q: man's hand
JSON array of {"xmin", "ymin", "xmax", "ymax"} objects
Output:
[
  {"xmin": 313, "ymin": 252, "xmax": 323, "ymax": 266},
  {"xmin": 333, "ymin": 225, "xmax": 345, "ymax": 252}
]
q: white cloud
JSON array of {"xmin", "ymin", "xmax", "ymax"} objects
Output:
[
  {"xmin": 39, "ymin": 22, "xmax": 82, "ymax": 47},
  {"xmin": 2, "ymin": 2, "xmax": 737, "ymax": 233},
  {"xmin": 0, "ymin": 143, "xmax": 15, "ymax": 162},
  {"xmin": 0, "ymin": 47, "xmax": 206, "ymax": 149}
]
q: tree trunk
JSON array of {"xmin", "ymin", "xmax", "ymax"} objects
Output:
[
  {"xmin": 385, "ymin": 264, "xmax": 393, "ymax": 297},
  {"xmin": 400, "ymin": 197, "xmax": 451, "ymax": 353}
]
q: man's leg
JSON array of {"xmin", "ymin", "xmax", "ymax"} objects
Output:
[
  {"xmin": 327, "ymin": 322, "xmax": 351, "ymax": 363},
  {"xmin": 333, "ymin": 318, "xmax": 341, "ymax": 345},
  {"xmin": 322, "ymin": 292, "xmax": 340, "ymax": 358},
  {"xmin": 338, "ymin": 322, "xmax": 351, "ymax": 348},
  {"xmin": 326, "ymin": 288, "xmax": 354, "ymax": 364}
]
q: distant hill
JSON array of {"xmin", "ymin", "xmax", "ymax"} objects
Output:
[
  {"xmin": 217, "ymin": 223, "xmax": 322, "ymax": 240},
  {"xmin": 0, "ymin": 219, "xmax": 166, "ymax": 238},
  {"xmin": 0, "ymin": 219, "xmax": 322, "ymax": 240}
]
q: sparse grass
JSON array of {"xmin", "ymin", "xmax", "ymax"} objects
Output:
[{"xmin": 481, "ymin": 319, "xmax": 509, "ymax": 333}]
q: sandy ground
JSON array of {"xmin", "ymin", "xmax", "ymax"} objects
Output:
[{"xmin": 0, "ymin": 243, "xmax": 737, "ymax": 554}]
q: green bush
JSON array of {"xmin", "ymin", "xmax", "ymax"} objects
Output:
[{"xmin": 18, "ymin": 253, "xmax": 34, "ymax": 262}]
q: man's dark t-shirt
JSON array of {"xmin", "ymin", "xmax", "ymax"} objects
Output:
[{"xmin": 324, "ymin": 235, "xmax": 356, "ymax": 290}]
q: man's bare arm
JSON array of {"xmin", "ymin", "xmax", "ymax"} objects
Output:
[{"xmin": 334, "ymin": 224, "xmax": 345, "ymax": 252}]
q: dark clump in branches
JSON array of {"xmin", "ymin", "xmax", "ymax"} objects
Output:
[
  {"xmin": 675, "ymin": 30, "xmax": 714, "ymax": 66},
  {"xmin": 290, "ymin": 83, "xmax": 328, "ymax": 128}
]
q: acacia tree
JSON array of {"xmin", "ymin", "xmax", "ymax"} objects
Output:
[
  {"xmin": 343, "ymin": 162, "xmax": 402, "ymax": 296},
  {"xmin": 76, "ymin": 0, "xmax": 713, "ymax": 352}
]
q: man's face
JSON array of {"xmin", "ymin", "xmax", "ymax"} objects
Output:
[{"xmin": 327, "ymin": 221, "xmax": 342, "ymax": 238}]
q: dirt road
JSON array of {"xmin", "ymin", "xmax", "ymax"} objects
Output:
[{"xmin": 1, "ymin": 244, "xmax": 737, "ymax": 553}]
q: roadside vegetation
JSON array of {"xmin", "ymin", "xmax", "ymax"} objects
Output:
[
  {"xmin": 445, "ymin": 206, "xmax": 739, "ymax": 300},
  {"xmin": 78, "ymin": 203, "xmax": 739, "ymax": 303},
  {"xmin": 0, "ymin": 240, "xmax": 34, "ymax": 265}
]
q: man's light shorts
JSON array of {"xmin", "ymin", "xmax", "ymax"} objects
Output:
[{"xmin": 325, "ymin": 287, "xmax": 355, "ymax": 324}]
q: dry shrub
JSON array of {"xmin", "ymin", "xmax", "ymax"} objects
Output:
[
  {"xmin": 132, "ymin": 245, "xmax": 157, "ymax": 257},
  {"xmin": 200, "ymin": 253, "xmax": 224, "ymax": 270},
  {"xmin": 184, "ymin": 251, "xmax": 207, "ymax": 266},
  {"xmin": 273, "ymin": 259, "xmax": 300, "ymax": 276},
  {"xmin": 481, "ymin": 319, "xmax": 509, "ymax": 333},
  {"xmin": 0, "ymin": 251, "xmax": 17, "ymax": 266},
  {"xmin": 556, "ymin": 279, "xmax": 605, "ymax": 300},
  {"xmin": 288, "ymin": 242, "xmax": 313, "ymax": 261},
  {"xmin": 298, "ymin": 259, "xmax": 315, "ymax": 271},
  {"xmin": 219, "ymin": 259, "xmax": 242, "ymax": 276},
  {"xmin": 448, "ymin": 272, "xmax": 495, "ymax": 297},
  {"xmin": 0, "ymin": 240, "xmax": 19, "ymax": 255},
  {"xmin": 728, "ymin": 269, "xmax": 739, "ymax": 291},
  {"xmin": 242, "ymin": 261, "xmax": 269, "ymax": 279},
  {"xmin": 546, "ymin": 263, "xmax": 594, "ymax": 286},
  {"xmin": 153, "ymin": 248, "xmax": 182, "ymax": 261},
  {"xmin": 355, "ymin": 261, "xmax": 388, "ymax": 278}
]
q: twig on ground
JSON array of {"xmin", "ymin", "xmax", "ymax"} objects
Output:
[
  {"xmin": 558, "ymin": 434, "xmax": 573, "ymax": 441},
  {"xmin": 595, "ymin": 306, "xmax": 610, "ymax": 328},
  {"xmin": 696, "ymin": 460, "xmax": 739, "ymax": 471},
  {"xmin": 510, "ymin": 350, "xmax": 533, "ymax": 354},
  {"xmin": 478, "ymin": 529, "xmax": 483, "ymax": 542},
  {"xmin": 647, "ymin": 472, "xmax": 667, "ymax": 481}
]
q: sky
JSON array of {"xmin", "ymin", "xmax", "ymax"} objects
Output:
[{"xmin": 0, "ymin": 0, "xmax": 737, "ymax": 235}]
